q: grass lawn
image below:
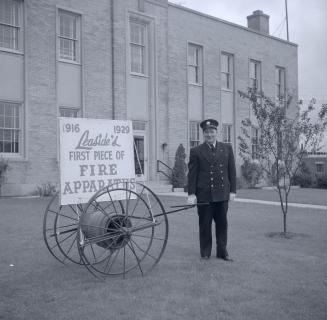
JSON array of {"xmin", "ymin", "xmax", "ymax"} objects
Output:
[
  {"xmin": 0, "ymin": 195, "xmax": 326, "ymax": 320},
  {"xmin": 236, "ymin": 187, "xmax": 327, "ymax": 206}
]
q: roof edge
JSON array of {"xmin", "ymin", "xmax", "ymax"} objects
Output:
[{"xmin": 168, "ymin": 2, "xmax": 298, "ymax": 47}]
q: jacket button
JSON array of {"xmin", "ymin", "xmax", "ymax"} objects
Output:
[
  {"xmin": 221, "ymin": 184, "xmax": 224, "ymax": 187},
  {"xmin": 210, "ymin": 172, "xmax": 213, "ymax": 174},
  {"xmin": 220, "ymin": 164, "xmax": 223, "ymax": 167},
  {"xmin": 221, "ymin": 177, "xmax": 224, "ymax": 180},
  {"xmin": 221, "ymin": 170, "xmax": 223, "ymax": 173},
  {"xmin": 211, "ymin": 185, "xmax": 214, "ymax": 188},
  {"xmin": 211, "ymin": 178, "xmax": 213, "ymax": 181}
]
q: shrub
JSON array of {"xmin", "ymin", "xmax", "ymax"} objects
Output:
[
  {"xmin": 236, "ymin": 176, "xmax": 246, "ymax": 189},
  {"xmin": 241, "ymin": 159, "xmax": 263, "ymax": 188},
  {"xmin": 0, "ymin": 157, "xmax": 9, "ymax": 178},
  {"xmin": 291, "ymin": 161, "xmax": 312, "ymax": 188},
  {"xmin": 316, "ymin": 175, "xmax": 327, "ymax": 189},
  {"xmin": 291, "ymin": 173, "xmax": 313, "ymax": 188},
  {"xmin": 0, "ymin": 157, "xmax": 9, "ymax": 196},
  {"xmin": 172, "ymin": 144, "xmax": 187, "ymax": 188},
  {"xmin": 37, "ymin": 182, "xmax": 57, "ymax": 197}
]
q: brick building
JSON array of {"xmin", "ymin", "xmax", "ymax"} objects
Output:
[
  {"xmin": 303, "ymin": 153, "xmax": 327, "ymax": 181},
  {"xmin": 0, "ymin": 0, "xmax": 298, "ymax": 195}
]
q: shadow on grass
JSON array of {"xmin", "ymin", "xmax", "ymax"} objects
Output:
[{"xmin": 265, "ymin": 231, "xmax": 310, "ymax": 239}]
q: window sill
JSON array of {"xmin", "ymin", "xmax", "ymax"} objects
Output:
[
  {"xmin": 188, "ymin": 82, "xmax": 203, "ymax": 87},
  {"xmin": 0, "ymin": 47, "xmax": 23, "ymax": 55},
  {"xmin": 0, "ymin": 154, "xmax": 27, "ymax": 162},
  {"xmin": 130, "ymin": 72, "xmax": 149, "ymax": 79},
  {"xmin": 221, "ymin": 88, "xmax": 233, "ymax": 93},
  {"xmin": 58, "ymin": 59, "xmax": 81, "ymax": 66}
]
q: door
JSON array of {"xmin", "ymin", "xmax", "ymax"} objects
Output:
[{"xmin": 133, "ymin": 133, "xmax": 147, "ymax": 181}]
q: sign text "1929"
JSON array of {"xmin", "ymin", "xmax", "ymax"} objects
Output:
[{"xmin": 113, "ymin": 125, "xmax": 130, "ymax": 134}]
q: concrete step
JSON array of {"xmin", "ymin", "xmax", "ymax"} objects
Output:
[
  {"xmin": 140, "ymin": 181, "xmax": 173, "ymax": 193},
  {"xmin": 157, "ymin": 178, "xmax": 172, "ymax": 185}
]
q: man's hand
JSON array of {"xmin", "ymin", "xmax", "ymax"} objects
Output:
[
  {"xmin": 187, "ymin": 194, "xmax": 197, "ymax": 205},
  {"xmin": 230, "ymin": 193, "xmax": 236, "ymax": 201}
]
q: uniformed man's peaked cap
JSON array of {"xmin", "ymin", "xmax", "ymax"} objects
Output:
[{"xmin": 200, "ymin": 119, "xmax": 219, "ymax": 131}]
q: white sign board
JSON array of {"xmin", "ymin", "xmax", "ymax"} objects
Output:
[{"xmin": 59, "ymin": 118, "xmax": 136, "ymax": 205}]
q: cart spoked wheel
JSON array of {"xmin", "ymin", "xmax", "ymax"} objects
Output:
[
  {"xmin": 77, "ymin": 183, "xmax": 169, "ymax": 278},
  {"xmin": 43, "ymin": 192, "xmax": 84, "ymax": 265}
]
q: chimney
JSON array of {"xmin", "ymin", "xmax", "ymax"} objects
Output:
[
  {"xmin": 247, "ymin": 10, "xmax": 270, "ymax": 35},
  {"xmin": 138, "ymin": 0, "xmax": 145, "ymax": 12}
]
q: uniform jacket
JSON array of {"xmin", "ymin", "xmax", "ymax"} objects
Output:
[{"xmin": 187, "ymin": 141, "xmax": 236, "ymax": 202}]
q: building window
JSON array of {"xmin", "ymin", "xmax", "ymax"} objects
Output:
[
  {"xmin": 132, "ymin": 120, "xmax": 146, "ymax": 131},
  {"xmin": 0, "ymin": 0, "xmax": 22, "ymax": 51},
  {"xmin": 58, "ymin": 10, "xmax": 80, "ymax": 62},
  {"xmin": 59, "ymin": 107, "xmax": 79, "ymax": 118},
  {"xmin": 188, "ymin": 44, "xmax": 202, "ymax": 85},
  {"xmin": 275, "ymin": 67, "xmax": 286, "ymax": 101},
  {"xmin": 251, "ymin": 126, "xmax": 259, "ymax": 160},
  {"xmin": 249, "ymin": 60, "xmax": 261, "ymax": 90},
  {"xmin": 222, "ymin": 124, "xmax": 232, "ymax": 143},
  {"xmin": 315, "ymin": 162, "xmax": 324, "ymax": 174},
  {"xmin": 134, "ymin": 135, "xmax": 145, "ymax": 175},
  {"xmin": 0, "ymin": 101, "xmax": 21, "ymax": 154},
  {"xmin": 189, "ymin": 121, "xmax": 200, "ymax": 148},
  {"xmin": 132, "ymin": 121, "xmax": 147, "ymax": 176},
  {"xmin": 130, "ymin": 21, "xmax": 146, "ymax": 75},
  {"xmin": 221, "ymin": 53, "xmax": 233, "ymax": 90}
]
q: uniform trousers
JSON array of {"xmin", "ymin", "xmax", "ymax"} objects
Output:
[{"xmin": 197, "ymin": 201, "xmax": 229, "ymax": 257}]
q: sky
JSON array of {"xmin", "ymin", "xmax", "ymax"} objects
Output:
[{"xmin": 170, "ymin": 0, "xmax": 327, "ymax": 150}]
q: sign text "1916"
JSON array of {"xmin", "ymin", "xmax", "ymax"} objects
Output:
[
  {"xmin": 113, "ymin": 125, "xmax": 130, "ymax": 134},
  {"xmin": 63, "ymin": 123, "xmax": 80, "ymax": 133}
]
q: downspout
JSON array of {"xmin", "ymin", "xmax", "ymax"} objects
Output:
[{"xmin": 111, "ymin": 0, "xmax": 115, "ymax": 119}]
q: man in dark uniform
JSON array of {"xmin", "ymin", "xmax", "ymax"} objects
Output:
[{"xmin": 187, "ymin": 119, "xmax": 236, "ymax": 261}]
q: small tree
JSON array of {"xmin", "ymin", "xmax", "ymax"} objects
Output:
[
  {"xmin": 172, "ymin": 144, "xmax": 187, "ymax": 188},
  {"xmin": 238, "ymin": 88, "xmax": 327, "ymax": 236}
]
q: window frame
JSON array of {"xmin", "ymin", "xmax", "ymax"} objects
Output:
[
  {"xmin": 0, "ymin": 0, "xmax": 23, "ymax": 53},
  {"xmin": 132, "ymin": 120, "xmax": 147, "ymax": 131},
  {"xmin": 249, "ymin": 59, "xmax": 261, "ymax": 90},
  {"xmin": 188, "ymin": 43, "xmax": 203, "ymax": 86},
  {"xmin": 221, "ymin": 52, "xmax": 233, "ymax": 91},
  {"xmin": 315, "ymin": 162, "xmax": 324, "ymax": 174},
  {"xmin": 189, "ymin": 121, "xmax": 201, "ymax": 148},
  {"xmin": 251, "ymin": 126, "xmax": 259, "ymax": 160},
  {"xmin": 222, "ymin": 123, "xmax": 232, "ymax": 144},
  {"xmin": 57, "ymin": 9, "xmax": 81, "ymax": 63},
  {"xmin": 59, "ymin": 107, "xmax": 80, "ymax": 118},
  {"xmin": 129, "ymin": 19, "xmax": 147, "ymax": 76},
  {"xmin": 275, "ymin": 66, "xmax": 286, "ymax": 102},
  {"xmin": 0, "ymin": 100, "xmax": 23, "ymax": 156}
]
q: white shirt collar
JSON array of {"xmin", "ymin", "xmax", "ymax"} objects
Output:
[{"xmin": 206, "ymin": 141, "xmax": 217, "ymax": 148}]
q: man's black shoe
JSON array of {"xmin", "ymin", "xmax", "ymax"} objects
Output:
[
  {"xmin": 201, "ymin": 256, "xmax": 210, "ymax": 260},
  {"xmin": 217, "ymin": 255, "xmax": 233, "ymax": 262}
]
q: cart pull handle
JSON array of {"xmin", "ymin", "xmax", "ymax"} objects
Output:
[
  {"xmin": 170, "ymin": 203, "xmax": 209, "ymax": 208},
  {"xmin": 153, "ymin": 203, "xmax": 210, "ymax": 218}
]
